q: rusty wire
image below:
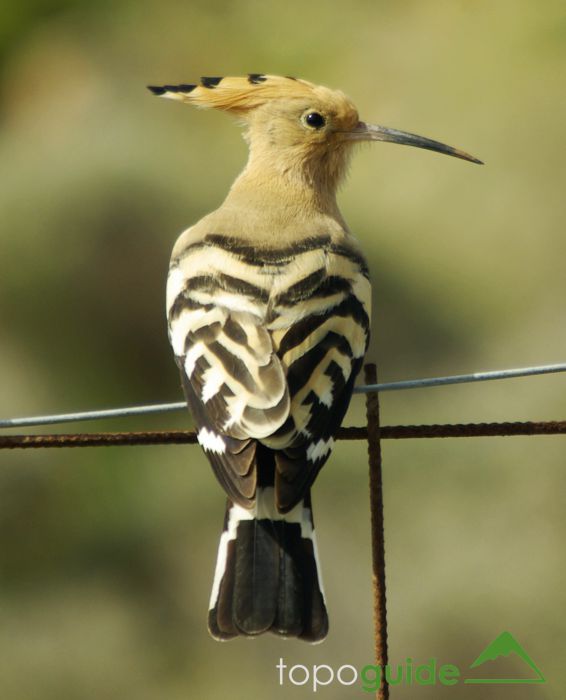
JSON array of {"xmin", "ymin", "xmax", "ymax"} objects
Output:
[
  {"xmin": 364, "ymin": 364, "xmax": 389, "ymax": 700},
  {"xmin": 1, "ymin": 420, "xmax": 565, "ymax": 450}
]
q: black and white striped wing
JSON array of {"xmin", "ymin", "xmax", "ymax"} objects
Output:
[
  {"xmin": 167, "ymin": 253, "xmax": 290, "ymax": 507},
  {"xmin": 266, "ymin": 242, "xmax": 371, "ymax": 511}
]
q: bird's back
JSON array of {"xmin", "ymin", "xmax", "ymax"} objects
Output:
[{"xmin": 167, "ymin": 206, "xmax": 371, "ymax": 511}]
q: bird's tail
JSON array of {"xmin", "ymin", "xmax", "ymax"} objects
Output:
[{"xmin": 207, "ymin": 488, "xmax": 328, "ymax": 643}]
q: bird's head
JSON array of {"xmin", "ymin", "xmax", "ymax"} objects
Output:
[{"xmin": 148, "ymin": 74, "xmax": 481, "ymax": 195}]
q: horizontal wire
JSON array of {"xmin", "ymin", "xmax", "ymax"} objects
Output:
[
  {"xmin": 1, "ymin": 362, "xmax": 565, "ymax": 430},
  {"xmin": 2, "ymin": 420, "xmax": 566, "ymax": 449},
  {"xmin": 0, "ymin": 402, "xmax": 188, "ymax": 430},
  {"xmin": 359, "ymin": 362, "xmax": 566, "ymax": 393}
]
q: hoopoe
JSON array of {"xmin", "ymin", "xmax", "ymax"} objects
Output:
[{"xmin": 148, "ymin": 74, "xmax": 480, "ymax": 642}]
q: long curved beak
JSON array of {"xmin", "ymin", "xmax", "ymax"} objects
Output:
[{"xmin": 348, "ymin": 121, "xmax": 483, "ymax": 164}]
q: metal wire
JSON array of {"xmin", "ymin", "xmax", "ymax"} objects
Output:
[
  {"xmin": 2, "ymin": 420, "xmax": 566, "ymax": 450},
  {"xmin": 361, "ymin": 361, "xmax": 566, "ymax": 393},
  {"xmin": 364, "ymin": 364, "xmax": 389, "ymax": 700},
  {"xmin": 0, "ymin": 402, "xmax": 188, "ymax": 429},
  {"xmin": 1, "ymin": 362, "xmax": 565, "ymax": 429}
]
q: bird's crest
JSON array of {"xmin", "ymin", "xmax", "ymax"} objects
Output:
[{"xmin": 148, "ymin": 74, "xmax": 337, "ymax": 114}]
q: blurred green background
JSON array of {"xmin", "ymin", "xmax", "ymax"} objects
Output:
[{"xmin": 1, "ymin": 1, "xmax": 565, "ymax": 698}]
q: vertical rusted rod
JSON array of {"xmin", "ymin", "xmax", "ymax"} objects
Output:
[{"xmin": 364, "ymin": 363, "xmax": 389, "ymax": 699}]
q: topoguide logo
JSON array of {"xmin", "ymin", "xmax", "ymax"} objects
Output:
[{"xmin": 276, "ymin": 632, "xmax": 546, "ymax": 693}]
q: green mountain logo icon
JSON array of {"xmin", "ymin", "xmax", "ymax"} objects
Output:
[{"xmin": 464, "ymin": 631, "xmax": 545, "ymax": 684}]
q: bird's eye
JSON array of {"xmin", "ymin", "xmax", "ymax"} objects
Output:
[{"xmin": 303, "ymin": 112, "xmax": 326, "ymax": 130}]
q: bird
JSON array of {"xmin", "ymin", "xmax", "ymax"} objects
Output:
[{"xmin": 148, "ymin": 74, "xmax": 481, "ymax": 643}]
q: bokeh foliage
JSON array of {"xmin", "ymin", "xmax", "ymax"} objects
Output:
[{"xmin": 1, "ymin": 1, "xmax": 565, "ymax": 698}]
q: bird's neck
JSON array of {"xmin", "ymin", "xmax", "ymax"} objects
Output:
[{"xmin": 224, "ymin": 149, "xmax": 345, "ymax": 225}]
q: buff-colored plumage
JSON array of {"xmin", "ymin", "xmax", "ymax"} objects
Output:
[
  {"xmin": 155, "ymin": 74, "xmax": 356, "ymax": 118},
  {"xmin": 149, "ymin": 74, "xmax": 480, "ymax": 642}
]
